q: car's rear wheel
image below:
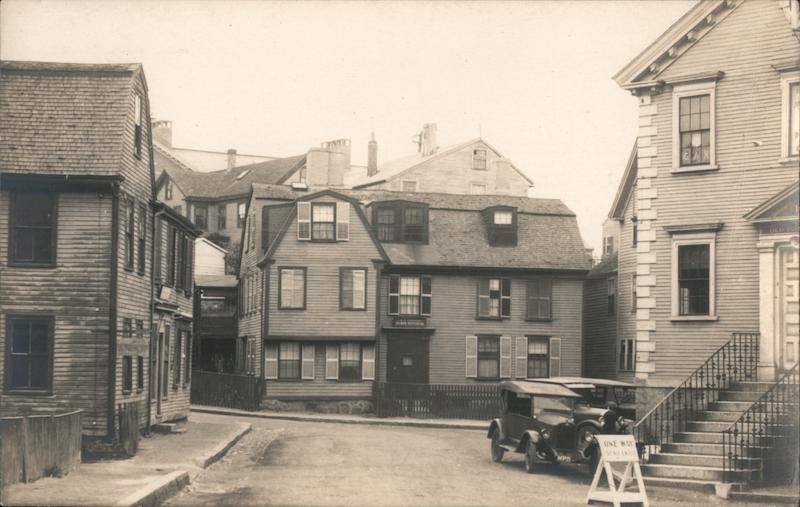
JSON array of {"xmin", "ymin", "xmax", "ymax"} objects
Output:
[
  {"xmin": 524, "ymin": 441, "xmax": 537, "ymax": 474},
  {"xmin": 586, "ymin": 446, "xmax": 600, "ymax": 476},
  {"xmin": 490, "ymin": 429, "xmax": 504, "ymax": 463}
]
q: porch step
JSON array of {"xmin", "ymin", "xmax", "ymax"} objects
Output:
[
  {"xmin": 662, "ymin": 442, "xmax": 769, "ymax": 457},
  {"xmin": 640, "ymin": 463, "xmax": 755, "ymax": 482},
  {"xmin": 710, "ymin": 400, "xmax": 755, "ymax": 412},
  {"xmin": 728, "ymin": 382, "xmax": 774, "ymax": 392},
  {"xmin": 686, "ymin": 420, "xmax": 733, "ymax": 432},
  {"xmin": 697, "ymin": 410, "xmax": 745, "ymax": 422},
  {"xmin": 720, "ymin": 390, "xmax": 766, "ymax": 402},
  {"xmin": 649, "ymin": 452, "xmax": 760, "ymax": 468},
  {"xmin": 674, "ymin": 431, "xmax": 724, "ymax": 444},
  {"xmin": 643, "ymin": 476, "xmax": 744, "ymax": 494}
]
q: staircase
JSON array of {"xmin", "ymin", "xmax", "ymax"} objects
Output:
[{"xmin": 633, "ymin": 333, "xmax": 800, "ymax": 491}]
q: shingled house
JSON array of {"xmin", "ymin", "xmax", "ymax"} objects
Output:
[{"xmin": 0, "ymin": 61, "xmax": 157, "ymax": 445}]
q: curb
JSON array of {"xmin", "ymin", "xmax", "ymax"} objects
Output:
[
  {"xmin": 729, "ymin": 491, "xmax": 800, "ymax": 504},
  {"xmin": 114, "ymin": 470, "xmax": 190, "ymax": 507},
  {"xmin": 191, "ymin": 406, "xmax": 487, "ymax": 431},
  {"xmin": 195, "ymin": 423, "xmax": 252, "ymax": 469}
]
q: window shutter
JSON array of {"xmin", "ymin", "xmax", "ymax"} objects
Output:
[
  {"xmin": 352, "ymin": 270, "xmax": 366, "ymax": 310},
  {"xmin": 325, "ymin": 344, "xmax": 339, "ymax": 379},
  {"xmin": 297, "ymin": 202, "xmax": 311, "ymax": 240},
  {"xmin": 388, "ymin": 275, "xmax": 400, "ymax": 315},
  {"xmin": 500, "ymin": 335, "xmax": 512, "ymax": 378},
  {"xmin": 341, "ymin": 270, "xmax": 354, "ymax": 309},
  {"xmin": 501, "ymin": 279, "xmax": 511, "ymax": 318},
  {"xmin": 549, "ymin": 337, "xmax": 561, "ymax": 377},
  {"xmin": 186, "ymin": 236, "xmax": 194, "ymax": 294},
  {"xmin": 336, "ymin": 202, "xmax": 350, "ymax": 241},
  {"xmin": 265, "ymin": 343, "xmax": 278, "ymax": 379},
  {"xmin": 515, "ymin": 336, "xmax": 528, "ymax": 378},
  {"xmin": 421, "ymin": 276, "xmax": 432, "ymax": 316},
  {"xmin": 465, "ymin": 335, "xmax": 478, "ymax": 378},
  {"xmin": 301, "ymin": 343, "xmax": 315, "ymax": 380},
  {"xmin": 362, "ymin": 344, "xmax": 375, "ymax": 380},
  {"xmin": 154, "ymin": 220, "xmax": 163, "ymax": 284}
]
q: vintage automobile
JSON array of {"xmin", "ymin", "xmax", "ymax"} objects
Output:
[
  {"xmin": 487, "ymin": 380, "xmax": 628, "ymax": 474},
  {"xmin": 538, "ymin": 377, "xmax": 637, "ymax": 421}
]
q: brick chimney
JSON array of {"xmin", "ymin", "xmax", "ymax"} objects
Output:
[
  {"xmin": 307, "ymin": 139, "xmax": 351, "ymax": 186},
  {"xmin": 226, "ymin": 149, "xmax": 237, "ymax": 170},
  {"xmin": 421, "ymin": 123, "xmax": 438, "ymax": 156},
  {"xmin": 152, "ymin": 120, "xmax": 172, "ymax": 147},
  {"xmin": 367, "ymin": 132, "xmax": 378, "ymax": 177}
]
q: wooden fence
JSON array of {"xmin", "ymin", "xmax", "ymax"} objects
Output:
[
  {"xmin": 191, "ymin": 369, "xmax": 265, "ymax": 411},
  {"xmin": 373, "ymin": 382, "xmax": 501, "ymax": 420},
  {"xmin": 0, "ymin": 410, "xmax": 82, "ymax": 487},
  {"xmin": 118, "ymin": 402, "xmax": 139, "ymax": 457}
]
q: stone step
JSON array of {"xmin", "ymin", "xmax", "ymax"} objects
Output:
[
  {"xmin": 662, "ymin": 442, "xmax": 769, "ymax": 457},
  {"xmin": 641, "ymin": 463, "xmax": 754, "ymax": 482},
  {"xmin": 710, "ymin": 400, "xmax": 754, "ymax": 412},
  {"xmin": 728, "ymin": 382, "xmax": 774, "ymax": 392},
  {"xmin": 643, "ymin": 476, "xmax": 743, "ymax": 494},
  {"xmin": 674, "ymin": 431, "xmax": 724, "ymax": 444},
  {"xmin": 697, "ymin": 410, "xmax": 745, "ymax": 422},
  {"xmin": 719, "ymin": 390, "xmax": 765, "ymax": 402},
  {"xmin": 686, "ymin": 420, "xmax": 731, "ymax": 432},
  {"xmin": 649, "ymin": 452, "xmax": 760, "ymax": 468}
]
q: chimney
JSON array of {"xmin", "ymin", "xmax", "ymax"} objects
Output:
[
  {"xmin": 151, "ymin": 120, "xmax": 173, "ymax": 147},
  {"xmin": 226, "ymin": 148, "xmax": 237, "ymax": 170},
  {"xmin": 421, "ymin": 123, "xmax": 438, "ymax": 156},
  {"xmin": 319, "ymin": 139, "xmax": 350, "ymax": 186},
  {"xmin": 367, "ymin": 132, "xmax": 378, "ymax": 177}
]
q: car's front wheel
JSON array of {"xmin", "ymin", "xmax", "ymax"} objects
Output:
[
  {"xmin": 490, "ymin": 429, "xmax": 504, "ymax": 463},
  {"xmin": 524, "ymin": 441, "xmax": 537, "ymax": 474}
]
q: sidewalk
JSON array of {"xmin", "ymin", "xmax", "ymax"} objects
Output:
[
  {"xmin": 191, "ymin": 404, "xmax": 488, "ymax": 430},
  {"xmin": 1, "ymin": 418, "xmax": 251, "ymax": 507}
]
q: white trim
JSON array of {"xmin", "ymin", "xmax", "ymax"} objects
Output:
[
  {"xmin": 672, "ymin": 81, "xmax": 718, "ymax": 172},
  {"xmin": 780, "ymin": 71, "xmax": 800, "ymax": 160},
  {"xmin": 670, "ymin": 231, "xmax": 717, "ymax": 319}
]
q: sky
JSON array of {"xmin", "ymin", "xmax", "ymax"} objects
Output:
[{"xmin": 0, "ymin": 0, "xmax": 696, "ymax": 253}]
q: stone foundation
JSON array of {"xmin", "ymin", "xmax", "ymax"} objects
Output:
[
  {"xmin": 634, "ymin": 386, "xmax": 673, "ymax": 419},
  {"xmin": 261, "ymin": 399, "xmax": 374, "ymax": 415}
]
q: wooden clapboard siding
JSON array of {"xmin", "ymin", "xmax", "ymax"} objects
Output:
[
  {"xmin": 0, "ymin": 191, "xmax": 113, "ymax": 436},
  {"xmin": 264, "ymin": 343, "xmax": 373, "ymax": 399},
  {"xmin": 238, "ymin": 192, "xmax": 264, "ymax": 377},
  {"xmin": 583, "ymin": 276, "xmax": 617, "ymax": 379},
  {"xmin": 631, "ymin": 0, "xmax": 799, "ymax": 384},
  {"xmin": 616, "ymin": 189, "xmax": 637, "ymax": 383},
  {"xmin": 378, "ymin": 274, "xmax": 584, "ymax": 384}
]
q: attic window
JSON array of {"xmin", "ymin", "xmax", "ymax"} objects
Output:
[
  {"xmin": 236, "ymin": 169, "xmax": 251, "ymax": 181},
  {"xmin": 133, "ymin": 95, "xmax": 142, "ymax": 159},
  {"xmin": 493, "ymin": 211, "xmax": 513, "ymax": 225},
  {"xmin": 473, "ymin": 149, "xmax": 487, "ymax": 170},
  {"xmin": 483, "ymin": 207, "xmax": 517, "ymax": 247},
  {"xmin": 373, "ymin": 202, "xmax": 428, "ymax": 244},
  {"xmin": 165, "ymin": 180, "xmax": 173, "ymax": 200}
]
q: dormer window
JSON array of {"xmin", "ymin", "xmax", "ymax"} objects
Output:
[
  {"xmin": 473, "ymin": 149, "xmax": 487, "ymax": 170},
  {"xmin": 483, "ymin": 206, "xmax": 517, "ymax": 247},
  {"xmin": 297, "ymin": 201, "xmax": 350, "ymax": 241},
  {"xmin": 372, "ymin": 202, "xmax": 428, "ymax": 244}
]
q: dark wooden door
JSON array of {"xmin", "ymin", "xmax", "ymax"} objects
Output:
[{"xmin": 387, "ymin": 336, "xmax": 429, "ymax": 383}]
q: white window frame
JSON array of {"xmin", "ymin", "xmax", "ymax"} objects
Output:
[
  {"xmin": 670, "ymin": 232, "xmax": 717, "ymax": 321},
  {"xmin": 618, "ymin": 338, "xmax": 635, "ymax": 372},
  {"xmin": 472, "ymin": 149, "xmax": 487, "ymax": 170},
  {"xmin": 493, "ymin": 210, "xmax": 513, "ymax": 225},
  {"xmin": 780, "ymin": 71, "xmax": 800, "ymax": 161},
  {"xmin": 672, "ymin": 81, "xmax": 718, "ymax": 173}
]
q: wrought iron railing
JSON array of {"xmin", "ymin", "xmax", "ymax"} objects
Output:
[
  {"xmin": 633, "ymin": 332, "xmax": 760, "ymax": 454},
  {"xmin": 722, "ymin": 363, "xmax": 799, "ymax": 485}
]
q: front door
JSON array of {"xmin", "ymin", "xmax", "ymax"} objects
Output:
[
  {"xmin": 778, "ymin": 246, "xmax": 799, "ymax": 371},
  {"xmin": 387, "ymin": 336, "xmax": 429, "ymax": 383}
]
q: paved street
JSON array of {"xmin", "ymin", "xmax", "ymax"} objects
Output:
[{"xmin": 165, "ymin": 412, "xmax": 761, "ymax": 507}]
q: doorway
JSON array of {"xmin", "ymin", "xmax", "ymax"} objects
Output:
[{"xmin": 387, "ymin": 336, "xmax": 429, "ymax": 383}]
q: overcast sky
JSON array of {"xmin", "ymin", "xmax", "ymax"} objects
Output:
[{"xmin": 1, "ymin": 0, "xmax": 696, "ymax": 253}]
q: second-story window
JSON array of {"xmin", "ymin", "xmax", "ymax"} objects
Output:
[
  {"xmin": 388, "ymin": 275, "xmax": 432, "ymax": 316},
  {"xmin": 679, "ymin": 95, "xmax": 710, "ymax": 166},
  {"xmin": 603, "ymin": 236, "xmax": 614, "ymax": 256},
  {"xmin": 279, "ymin": 268, "xmax": 306, "ymax": 309},
  {"xmin": 137, "ymin": 203, "xmax": 146, "ymax": 275},
  {"xmin": 341, "ymin": 268, "xmax": 367, "ymax": 310},
  {"xmin": 789, "ymin": 81, "xmax": 799, "ymax": 157},
  {"xmin": 311, "ymin": 203, "xmax": 335, "ymax": 241},
  {"xmin": 218, "ymin": 205, "xmax": 227, "ymax": 230},
  {"xmin": 526, "ymin": 279, "xmax": 552, "ymax": 320},
  {"xmin": 478, "ymin": 278, "xmax": 510, "ymax": 319},
  {"xmin": 473, "ymin": 149, "xmax": 487, "ymax": 170},
  {"xmin": 125, "ymin": 198, "xmax": 135, "ymax": 270},
  {"xmin": 607, "ymin": 277, "xmax": 616, "ymax": 315},
  {"xmin": 194, "ymin": 206, "xmax": 207, "ymax": 231},
  {"xmin": 10, "ymin": 192, "xmax": 57, "ymax": 266},
  {"xmin": 237, "ymin": 202, "xmax": 247, "ymax": 228},
  {"xmin": 133, "ymin": 94, "xmax": 142, "ymax": 158}
]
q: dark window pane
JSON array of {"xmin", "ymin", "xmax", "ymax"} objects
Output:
[
  {"xmin": 478, "ymin": 279, "xmax": 489, "ymax": 296},
  {"xmin": 421, "ymin": 296, "xmax": 432, "ymax": 316},
  {"xmin": 12, "ymin": 320, "xmax": 29, "ymax": 352},
  {"xmin": 16, "ymin": 194, "xmax": 54, "ymax": 226},
  {"xmin": 30, "ymin": 322, "xmax": 49, "ymax": 354},
  {"xmin": 30, "ymin": 356, "xmax": 48, "ymax": 387},
  {"xmin": 527, "ymin": 357, "xmax": 548, "ymax": 378},
  {"xmin": 501, "ymin": 298, "xmax": 511, "ymax": 317},
  {"xmin": 14, "ymin": 230, "xmax": 34, "ymax": 261},
  {"xmin": 11, "ymin": 357, "xmax": 29, "ymax": 387}
]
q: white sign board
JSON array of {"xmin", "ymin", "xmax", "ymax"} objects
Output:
[{"xmin": 586, "ymin": 435, "xmax": 649, "ymax": 507}]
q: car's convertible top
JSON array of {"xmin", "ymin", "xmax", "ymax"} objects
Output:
[{"xmin": 499, "ymin": 380, "xmax": 582, "ymax": 398}]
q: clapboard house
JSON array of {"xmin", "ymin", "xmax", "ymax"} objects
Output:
[{"xmin": 0, "ymin": 61, "xmax": 156, "ymax": 443}]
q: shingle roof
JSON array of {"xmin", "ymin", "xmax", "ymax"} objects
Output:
[
  {"xmin": 0, "ymin": 60, "xmax": 141, "ymax": 176},
  {"xmin": 587, "ymin": 252, "xmax": 618, "ymax": 279}
]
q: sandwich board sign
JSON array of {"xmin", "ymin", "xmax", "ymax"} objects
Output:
[{"xmin": 586, "ymin": 434, "xmax": 649, "ymax": 507}]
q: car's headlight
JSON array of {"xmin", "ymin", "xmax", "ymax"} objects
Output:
[
  {"xmin": 542, "ymin": 430, "xmax": 552, "ymax": 441},
  {"xmin": 598, "ymin": 416, "xmax": 605, "ymax": 428}
]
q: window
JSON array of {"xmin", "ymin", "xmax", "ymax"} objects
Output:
[
  {"xmin": 603, "ymin": 236, "xmax": 614, "ymax": 256},
  {"xmin": 478, "ymin": 278, "xmax": 510, "ymax": 319},
  {"xmin": 527, "ymin": 337, "xmax": 549, "ymax": 378},
  {"xmin": 473, "ymin": 149, "xmax": 487, "ymax": 170},
  {"xmin": 494, "ymin": 211, "xmax": 513, "ymax": 225},
  {"xmin": 165, "ymin": 180, "xmax": 173, "ymax": 200},
  {"xmin": 6, "ymin": 317, "xmax": 52, "ymax": 391},
  {"xmin": 477, "ymin": 336, "xmax": 500, "ymax": 379},
  {"xmin": 136, "ymin": 319, "xmax": 144, "ymax": 338},
  {"xmin": 388, "ymin": 275, "xmax": 432, "ymax": 316},
  {"xmin": 470, "ymin": 183, "xmax": 486, "ymax": 195},
  {"xmin": 373, "ymin": 203, "xmax": 428, "ymax": 243},
  {"xmin": 678, "ymin": 244, "xmax": 710, "ymax": 316},
  {"xmin": 781, "ymin": 73, "xmax": 800, "ymax": 159},
  {"xmin": 506, "ymin": 391, "xmax": 532, "ymax": 416},
  {"xmin": 122, "ymin": 318, "xmax": 133, "ymax": 337},
  {"xmin": 526, "ymin": 279, "xmax": 552, "ymax": 320},
  {"xmin": 162, "ymin": 326, "xmax": 170, "ymax": 396},
  {"xmin": 184, "ymin": 332, "xmax": 192, "ymax": 385},
  {"xmin": 485, "ymin": 207, "xmax": 517, "ymax": 246},
  {"xmin": 607, "ymin": 278, "xmax": 616, "ymax": 315},
  {"xmin": 174, "ymin": 330, "xmax": 183, "ymax": 388},
  {"xmin": 122, "ymin": 356, "xmax": 133, "ymax": 394},
  {"xmin": 672, "ymin": 81, "xmax": 716, "ymax": 171},
  {"xmin": 310, "ymin": 203, "xmax": 335, "ymax": 241},
  {"xmin": 137, "ymin": 203, "xmax": 146, "ymax": 274},
  {"xmin": 341, "ymin": 268, "xmax": 367, "ymax": 310},
  {"xmin": 279, "ymin": 342, "xmax": 301, "ymax": 379},
  {"xmin": 339, "ymin": 343, "xmax": 362, "ymax": 381},
  {"xmin": 279, "ymin": 268, "xmax": 306, "ymax": 309},
  {"xmin": 237, "ymin": 202, "xmax": 247, "ymax": 228},
  {"xmin": 133, "ymin": 94, "xmax": 142, "ymax": 158},
  {"xmin": 631, "ymin": 274, "xmax": 637, "ymax": 313},
  {"xmin": 619, "ymin": 339, "xmax": 635, "ymax": 372},
  {"xmin": 194, "ymin": 206, "xmax": 207, "ymax": 230},
  {"xmin": 401, "ymin": 180, "xmax": 418, "ymax": 192},
  {"xmin": 632, "ymin": 217, "xmax": 638, "ymax": 247},
  {"xmin": 174, "ymin": 205, "xmax": 183, "ymax": 216},
  {"xmin": 167, "ymin": 226, "xmax": 176, "ymax": 285},
  {"xmin": 10, "ymin": 193, "xmax": 57, "ymax": 266},
  {"xmin": 125, "ymin": 198, "xmax": 135, "ymax": 270},
  {"xmin": 218, "ymin": 205, "xmax": 227, "ymax": 230},
  {"xmin": 137, "ymin": 356, "xmax": 144, "ymax": 391}
]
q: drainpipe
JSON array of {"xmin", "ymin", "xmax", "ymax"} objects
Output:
[{"xmin": 107, "ymin": 184, "xmax": 120, "ymax": 443}]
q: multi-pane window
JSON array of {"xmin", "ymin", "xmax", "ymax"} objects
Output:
[
  {"xmin": 218, "ymin": 205, "xmax": 227, "ymax": 230},
  {"xmin": 388, "ymin": 275, "xmax": 432, "ymax": 316},
  {"xmin": 376, "ymin": 208, "xmax": 396, "ymax": 241},
  {"xmin": 619, "ymin": 339, "xmax": 635, "ymax": 372},
  {"xmin": 607, "ymin": 278, "xmax": 616, "ymax": 315},
  {"xmin": 165, "ymin": 180, "xmax": 173, "ymax": 200},
  {"xmin": 478, "ymin": 278, "xmax": 511, "ymax": 319},
  {"xmin": 632, "ymin": 217, "xmax": 638, "ymax": 246},
  {"xmin": 494, "ymin": 211, "xmax": 513, "ymax": 225},
  {"xmin": 311, "ymin": 203, "xmax": 335, "ymax": 240},
  {"xmin": 122, "ymin": 318, "xmax": 133, "ymax": 337},
  {"xmin": 122, "ymin": 356, "xmax": 133, "ymax": 393},
  {"xmin": 604, "ymin": 236, "xmax": 614, "ymax": 256},
  {"xmin": 134, "ymin": 94, "xmax": 142, "ymax": 158},
  {"xmin": 527, "ymin": 337, "xmax": 549, "ymax": 378},
  {"xmin": 678, "ymin": 244, "xmax": 710, "ymax": 316},
  {"xmin": 280, "ymin": 268, "xmax": 306, "ymax": 309},
  {"xmin": 137, "ymin": 356, "xmax": 145, "ymax": 391},
  {"xmin": 237, "ymin": 202, "xmax": 247, "ymax": 228},
  {"xmin": 341, "ymin": 268, "xmax": 367, "ymax": 310},
  {"xmin": 526, "ymin": 279, "xmax": 552, "ymax": 320},
  {"xmin": 125, "ymin": 199, "xmax": 135, "ymax": 270},
  {"xmin": 473, "ymin": 149, "xmax": 487, "ymax": 170},
  {"xmin": 403, "ymin": 207, "xmax": 425, "ymax": 242},
  {"xmin": 789, "ymin": 81, "xmax": 799, "ymax": 157},
  {"xmin": 679, "ymin": 94, "xmax": 711, "ymax": 166},
  {"xmin": 137, "ymin": 203, "xmax": 146, "ymax": 274},
  {"xmin": 194, "ymin": 206, "xmax": 208, "ymax": 230},
  {"xmin": 6, "ymin": 317, "xmax": 52, "ymax": 391},
  {"xmin": 373, "ymin": 204, "xmax": 428, "ymax": 243},
  {"xmin": 279, "ymin": 342, "xmax": 301, "ymax": 379},
  {"xmin": 339, "ymin": 343, "xmax": 362, "ymax": 381},
  {"xmin": 10, "ymin": 193, "xmax": 56, "ymax": 265},
  {"xmin": 477, "ymin": 336, "xmax": 500, "ymax": 379}
]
